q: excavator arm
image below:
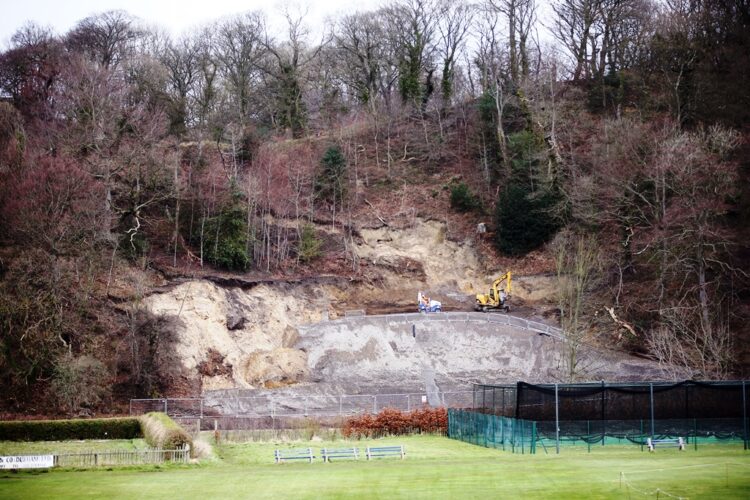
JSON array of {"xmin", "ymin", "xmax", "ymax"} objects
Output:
[{"xmin": 475, "ymin": 271, "xmax": 512, "ymax": 312}]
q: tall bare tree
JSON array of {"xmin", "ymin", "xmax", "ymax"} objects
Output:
[
  {"xmin": 335, "ymin": 13, "xmax": 384, "ymax": 108},
  {"xmin": 437, "ymin": 0, "xmax": 474, "ymax": 108},
  {"xmin": 260, "ymin": 8, "xmax": 325, "ymax": 138},
  {"xmin": 383, "ymin": 0, "xmax": 439, "ymax": 108},
  {"xmin": 487, "ymin": 0, "xmax": 537, "ymax": 84},
  {"xmin": 66, "ymin": 10, "xmax": 142, "ymax": 70},
  {"xmin": 215, "ymin": 12, "xmax": 266, "ymax": 126}
]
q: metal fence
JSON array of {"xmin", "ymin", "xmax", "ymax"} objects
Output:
[
  {"xmin": 131, "ymin": 391, "xmax": 473, "ymax": 418},
  {"xmin": 51, "ymin": 448, "xmax": 190, "ymax": 467},
  {"xmin": 309, "ymin": 312, "xmax": 563, "ymax": 338}
]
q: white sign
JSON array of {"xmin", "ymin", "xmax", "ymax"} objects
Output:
[{"xmin": 0, "ymin": 455, "xmax": 54, "ymax": 469}]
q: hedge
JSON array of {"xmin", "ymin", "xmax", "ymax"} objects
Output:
[
  {"xmin": 343, "ymin": 407, "xmax": 448, "ymax": 439},
  {"xmin": 0, "ymin": 417, "xmax": 142, "ymax": 441},
  {"xmin": 139, "ymin": 412, "xmax": 192, "ymax": 450}
]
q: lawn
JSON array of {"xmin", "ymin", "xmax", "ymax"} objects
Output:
[
  {"xmin": 0, "ymin": 435, "xmax": 748, "ymax": 499},
  {"xmin": 0, "ymin": 439, "xmax": 150, "ymax": 455}
]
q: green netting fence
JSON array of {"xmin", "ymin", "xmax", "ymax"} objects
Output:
[
  {"xmin": 465, "ymin": 380, "xmax": 749, "ymax": 452},
  {"xmin": 534, "ymin": 417, "xmax": 747, "ymax": 451},
  {"xmin": 447, "ymin": 409, "xmax": 537, "ymax": 454}
]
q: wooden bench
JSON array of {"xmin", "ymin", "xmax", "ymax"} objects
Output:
[
  {"xmin": 320, "ymin": 447, "xmax": 360, "ymax": 462},
  {"xmin": 274, "ymin": 448, "xmax": 315, "ymax": 463},
  {"xmin": 646, "ymin": 437, "xmax": 685, "ymax": 452},
  {"xmin": 365, "ymin": 445, "xmax": 405, "ymax": 460}
]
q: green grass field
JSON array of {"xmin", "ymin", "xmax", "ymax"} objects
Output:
[{"xmin": 1, "ymin": 435, "xmax": 748, "ymax": 499}]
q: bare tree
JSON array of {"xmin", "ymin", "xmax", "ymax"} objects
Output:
[
  {"xmin": 335, "ymin": 12, "xmax": 385, "ymax": 108},
  {"xmin": 66, "ymin": 10, "xmax": 142, "ymax": 70},
  {"xmin": 550, "ymin": 0, "xmax": 654, "ymax": 82},
  {"xmin": 157, "ymin": 34, "xmax": 200, "ymax": 136},
  {"xmin": 383, "ymin": 0, "xmax": 439, "ymax": 108},
  {"xmin": 215, "ymin": 12, "xmax": 266, "ymax": 126},
  {"xmin": 488, "ymin": 0, "xmax": 537, "ymax": 84},
  {"xmin": 260, "ymin": 7, "xmax": 326, "ymax": 138},
  {"xmin": 436, "ymin": 0, "xmax": 474, "ymax": 109},
  {"xmin": 0, "ymin": 23, "xmax": 64, "ymax": 121},
  {"xmin": 549, "ymin": 0, "xmax": 603, "ymax": 81},
  {"xmin": 472, "ymin": 10, "xmax": 511, "ymax": 175},
  {"xmin": 553, "ymin": 231, "xmax": 602, "ymax": 381}
]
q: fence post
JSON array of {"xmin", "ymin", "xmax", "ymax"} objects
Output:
[
  {"xmin": 555, "ymin": 383, "xmax": 560, "ymax": 454},
  {"xmin": 694, "ymin": 418, "xmax": 698, "ymax": 451},
  {"xmin": 601, "ymin": 381, "xmax": 605, "ymax": 447},
  {"xmin": 164, "ymin": 399, "xmax": 168, "ymax": 414},
  {"xmin": 484, "ymin": 414, "xmax": 488, "ymax": 448},
  {"xmin": 640, "ymin": 420, "xmax": 644, "ymax": 452},
  {"xmin": 743, "ymin": 380, "xmax": 747, "ymax": 451},
  {"xmin": 649, "ymin": 383, "xmax": 655, "ymax": 440},
  {"xmin": 407, "ymin": 394, "xmax": 410, "ymax": 412},
  {"xmin": 200, "ymin": 398, "xmax": 203, "ymax": 419},
  {"xmin": 501, "ymin": 416, "xmax": 505, "ymax": 451}
]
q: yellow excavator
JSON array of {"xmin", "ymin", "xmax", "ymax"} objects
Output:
[{"xmin": 475, "ymin": 272, "xmax": 512, "ymax": 312}]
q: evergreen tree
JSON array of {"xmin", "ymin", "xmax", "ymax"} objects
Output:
[{"xmin": 315, "ymin": 146, "xmax": 347, "ymax": 208}]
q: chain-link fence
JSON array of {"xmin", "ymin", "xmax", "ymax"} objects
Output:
[{"xmin": 130, "ymin": 390, "xmax": 473, "ymax": 431}]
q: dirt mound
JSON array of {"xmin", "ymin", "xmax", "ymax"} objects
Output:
[
  {"xmin": 143, "ymin": 280, "xmax": 331, "ymax": 391},
  {"xmin": 243, "ymin": 348, "xmax": 309, "ymax": 388},
  {"xmin": 356, "ymin": 220, "xmax": 483, "ymax": 291}
]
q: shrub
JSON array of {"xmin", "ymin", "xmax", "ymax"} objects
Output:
[
  {"xmin": 139, "ymin": 412, "xmax": 192, "ymax": 450},
  {"xmin": 0, "ymin": 417, "xmax": 142, "ymax": 441},
  {"xmin": 51, "ymin": 353, "xmax": 110, "ymax": 415},
  {"xmin": 297, "ymin": 223, "xmax": 322, "ymax": 263},
  {"xmin": 342, "ymin": 407, "xmax": 448, "ymax": 439},
  {"xmin": 494, "ymin": 182, "xmax": 560, "ymax": 255},
  {"xmin": 315, "ymin": 146, "xmax": 347, "ymax": 207},
  {"xmin": 449, "ymin": 183, "xmax": 481, "ymax": 213},
  {"xmin": 202, "ymin": 193, "xmax": 250, "ymax": 271}
]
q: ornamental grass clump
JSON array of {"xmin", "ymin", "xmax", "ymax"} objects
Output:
[{"xmin": 139, "ymin": 412, "xmax": 192, "ymax": 451}]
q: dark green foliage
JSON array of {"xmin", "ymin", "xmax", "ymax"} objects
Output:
[
  {"xmin": 275, "ymin": 64, "xmax": 307, "ymax": 138},
  {"xmin": 421, "ymin": 68, "xmax": 435, "ymax": 114},
  {"xmin": 315, "ymin": 146, "xmax": 347, "ymax": 207},
  {"xmin": 494, "ymin": 183, "xmax": 560, "ymax": 255},
  {"xmin": 507, "ymin": 130, "xmax": 543, "ymax": 171},
  {"xmin": 202, "ymin": 193, "xmax": 250, "ymax": 272},
  {"xmin": 297, "ymin": 223, "xmax": 322, "ymax": 263},
  {"xmin": 140, "ymin": 412, "xmax": 192, "ymax": 450},
  {"xmin": 449, "ymin": 183, "xmax": 481, "ymax": 213},
  {"xmin": 0, "ymin": 418, "xmax": 142, "ymax": 441},
  {"xmin": 494, "ymin": 129, "xmax": 562, "ymax": 255},
  {"xmin": 119, "ymin": 225, "xmax": 149, "ymax": 261},
  {"xmin": 399, "ymin": 58, "xmax": 422, "ymax": 104},
  {"xmin": 586, "ymin": 70, "xmax": 647, "ymax": 114}
]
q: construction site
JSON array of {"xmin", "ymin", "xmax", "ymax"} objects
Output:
[{"xmin": 130, "ymin": 219, "xmax": 671, "ymax": 428}]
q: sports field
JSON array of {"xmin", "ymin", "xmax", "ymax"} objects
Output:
[{"xmin": 1, "ymin": 435, "xmax": 748, "ymax": 499}]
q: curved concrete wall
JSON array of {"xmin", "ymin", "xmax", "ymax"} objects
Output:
[{"xmin": 295, "ymin": 312, "xmax": 666, "ymax": 393}]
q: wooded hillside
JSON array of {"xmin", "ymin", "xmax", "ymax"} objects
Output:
[{"xmin": 0, "ymin": 0, "xmax": 748, "ymax": 414}]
